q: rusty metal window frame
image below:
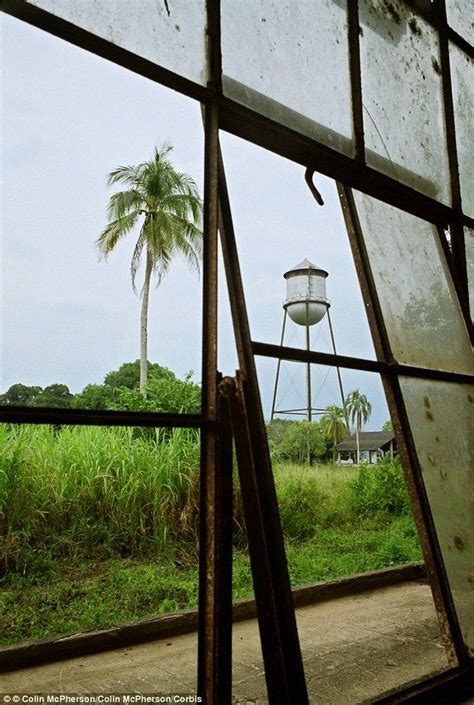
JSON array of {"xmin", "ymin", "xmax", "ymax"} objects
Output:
[{"xmin": 1, "ymin": 0, "xmax": 473, "ymax": 700}]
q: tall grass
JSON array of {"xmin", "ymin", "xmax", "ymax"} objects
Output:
[
  {"xmin": 1, "ymin": 425, "xmax": 422, "ymax": 645},
  {"xmin": 1, "ymin": 423, "xmax": 416, "ymax": 582},
  {"xmin": 0, "ymin": 424, "xmax": 200, "ymax": 575}
]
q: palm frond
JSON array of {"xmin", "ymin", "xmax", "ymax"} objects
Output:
[
  {"xmin": 99, "ymin": 144, "xmax": 203, "ymax": 295},
  {"xmin": 96, "ymin": 210, "xmax": 140, "ymax": 256},
  {"xmin": 107, "ymin": 189, "xmax": 145, "ymax": 220},
  {"xmin": 107, "ymin": 164, "xmax": 146, "ymax": 188}
]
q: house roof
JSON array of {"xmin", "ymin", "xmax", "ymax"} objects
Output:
[{"xmin": 336, "ymin": 431, "xmax": 395, "ymax": 452}]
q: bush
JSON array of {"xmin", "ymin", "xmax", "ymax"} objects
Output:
[
  {"xmin": 349, "ymin": 457, "xmax": 410, "ymax": 518},
  {"xmin": 269, "ymin": 420, "xmax": 328, "ymax": 464},
  {"xmin": 278, "ymin": 477, "xmax": 328, "ymax": 540}
]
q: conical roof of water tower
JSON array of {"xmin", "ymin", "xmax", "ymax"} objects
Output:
[{"xmin": 283, "ymin": 258, "xmax": 328, "ymax": 278}]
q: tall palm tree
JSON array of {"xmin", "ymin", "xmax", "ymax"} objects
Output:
[
  {"xmin": 344, "ymin": 390, "xmax": 372, "ymax": 465},
  {"xmin": 320, "ymin": 405, "xmax": 348, "ymax": 462},
  {"xmin": 96, "ymin": 145, "xmax": 203, "ymax": 397}
]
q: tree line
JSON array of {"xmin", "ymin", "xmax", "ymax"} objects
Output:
[{"xmin": 0, "ymin": 360, "xmax": 200, "ymax": 414}]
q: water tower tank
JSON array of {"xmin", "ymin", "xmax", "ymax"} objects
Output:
[{"xmin": 283, "ymin": 258, "xmax": 329, "ymax": 326}]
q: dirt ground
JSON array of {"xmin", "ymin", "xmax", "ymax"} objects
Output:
[{"xmin": 1, "ymin": 581, "xmax": 452, "ymax": 704}]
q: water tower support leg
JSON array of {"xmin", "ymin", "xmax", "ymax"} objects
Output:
[
  {"xmin": 305, "ymin": 302, "xmax": 312, "ymax": 466},
  {"xmin": 327, "ymin": 308, "xmax": 347, "ymax": 416},
  {"xmin": 270, "ymin": 309, "xmax": 288, "ymax": 420}
]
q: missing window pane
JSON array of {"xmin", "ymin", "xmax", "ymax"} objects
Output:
[{"xmin": 1, "ymin": 16, "xmax": 203, "ymax": 413}]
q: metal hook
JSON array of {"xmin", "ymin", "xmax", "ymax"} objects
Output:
[{"xmin": 304, "ymin": 168, "xmax": 324, "ymax": 206}]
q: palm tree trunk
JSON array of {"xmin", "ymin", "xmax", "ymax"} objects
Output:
[
  {"xmin": 140, "ymin": 247, "xmax": 153, "ymax": 398},
  {"xmin": 356, "ymin": 412, "xmax": 360, "ymax": 465}
]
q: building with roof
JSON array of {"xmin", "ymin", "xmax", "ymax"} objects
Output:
[{"xmin": 336, "ymin": 431, "xmax": 396, "ymax": 465}]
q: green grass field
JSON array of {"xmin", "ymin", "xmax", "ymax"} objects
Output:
[{"xmin": 0, "ymin": 425, "xmax": 422, "ymax": 646}]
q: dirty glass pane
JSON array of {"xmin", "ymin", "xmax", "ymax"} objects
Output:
[
  {"xmin": 359, "ymin": 0, "xmax": 449, "ymax": 204},
  {"xmin": 400, "ymin": 378, "xmax": 474, "ymax": 656},
  {"xmin": 221, "ymin": 0, "xmax": 353, "ymax": 156},
  {"xmin": 354, "ymin": 193, "xmax": 473, "ymax": 374},
  {"xmin": 447, "ymin": 0, "xmax": 474, "ymax": 43},
  {"xmin": 450, "ymin": 43, "xmax": 474, "ymax": 219},
  {"xmin": 467, "ymin": 228, "xmax": 474, "ymax": 321},
  {"xmin": 27, "ymin": 0, "xmax": 207, "ymax": 85}
]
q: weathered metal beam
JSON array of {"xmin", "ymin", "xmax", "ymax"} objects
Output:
[
  {"xmin": 252, "ymin": 342, "xmax": 474, "ymax": 386},
  {"xmin": 224, "ymin": 374, "xmax": 309, "ymax": 705},
  {"xmin": 218, "ymin": 146, "xmax": 309, "ymax": 703}
]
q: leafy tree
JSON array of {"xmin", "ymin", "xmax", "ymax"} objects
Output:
[
  {"xmin": 344, "ymin": 390, "xmax": 372, "ymax": 465},
  {"xmin": 96, "ymin": 145, "xmax": 203, "ymax": 397},
  {"xmin": 73, "ymin": 361, "xmax": 192, "ymax": 411},
  {"xmin": 0, "ymin": 383, "xmax": 73, "ymax": 408},
  {"xmin": 278, "ymin": 421, "xmax": 327, "ymax": 465},
  {"xmin": 320, "ymin": 405, "xmax": 348, "ymax": 461},
  {"xmin": 32, "ymin": 384, "xmax": 73, "ymax": 408},
  {"xmin": 104, "ymin": 360, "xmax": 175, "ymax": 390},
  {"xmin": 382, "ymin": 420, "xmax": 393, "ymax": 432},
  {"xmin": 72, "ymin": 384, "xmax": 116, "ymax": 411},
  {"xmin": 108, "ymin": 369, "xmax": 200, "ymax": 414},
  {"xmin": 0, "ymin": 384, "xmax": 42, "ymax": 406}
]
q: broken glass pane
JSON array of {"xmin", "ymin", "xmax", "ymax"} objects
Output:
[
  {"xmin": 359, "ymin": 0, "xmax": 450, "ymax": 204},
  {"xmin": 221, "ymin": 0, "xmax": 354, "ymax": 156},
  {"xmin": 354, "ymin": 193, "xmax": 472, "ymax": 374},
  {"xmin": 400, "ymin": 377, "xmax": 474, "ymax": 656},
  {"xmin": 450, "ymin": 43, "xmax": 474, "ymax": 219},
  {"xmin": 447, "ymin": 0, "xmax": 474, "ymax": 44},
  {"xmin": 27, "ymin": 0, "xmax": 208, "ymax": 85}
]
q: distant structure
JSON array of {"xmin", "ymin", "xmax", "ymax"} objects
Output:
[
  {"xmin": 271, "ymin": 258, "xmax": 345, "ymax": 422},
  {"xmin": 335, "ymin": 431, "xmax": 396, "ymax": 464}
]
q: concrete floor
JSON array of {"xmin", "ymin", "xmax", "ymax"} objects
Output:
[{"xmin": 2, "ymin": 581, "xmax": 450, "ymax": 704}]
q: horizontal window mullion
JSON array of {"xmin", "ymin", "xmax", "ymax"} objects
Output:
[
  {"xmin": 252, "ymin": 341, "xmax": 474, "ymax": 386},
  {"xmin": 0, "ymin": 406, "xmax": 203, "ymax": 428}
]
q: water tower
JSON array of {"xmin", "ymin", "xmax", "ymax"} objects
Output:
[{"xmin": 271, "ymin": 258, "xmax": 345, "ymax": 421}]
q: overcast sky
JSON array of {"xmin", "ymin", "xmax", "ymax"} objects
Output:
[{"xmin": 1, "ymin": 13, "xmax": 389, "ymax": 428}]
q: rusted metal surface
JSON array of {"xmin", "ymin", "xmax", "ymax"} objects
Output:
[
  {"xmin": 436, "ymin": 0, "xmax": 470, "ymax": 324},
  {"xmin": 200, "ymin": 375, "xmax": 233, "ymax": 704},
  {"xmin": 218, "ymin": 151, "xmax": 308, "ymax": 702},
  {"xmin": 252, "ymin": 342, "xmax": 474, "ymax": 386},
  {"xmin": 197, "ymin": 95, "xmax": 221, "ymax": 705},
  {"xmin": 337, "ymin": 182, "xmax": 467, "ymax": 668},
  {"xmin": 197, "ymin": 1, "xmax": 225, "ymax": 701},
  {"xmin": 347, "ymin": 0, "xmax": 365, "ymax": 162},
  {"xmin": 304, "ymin": 168, "xmax": 324, "ymax": 206},
  {"xmin": 224, "ymin": 373, "xmax": 309, "ymax": 705}
]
